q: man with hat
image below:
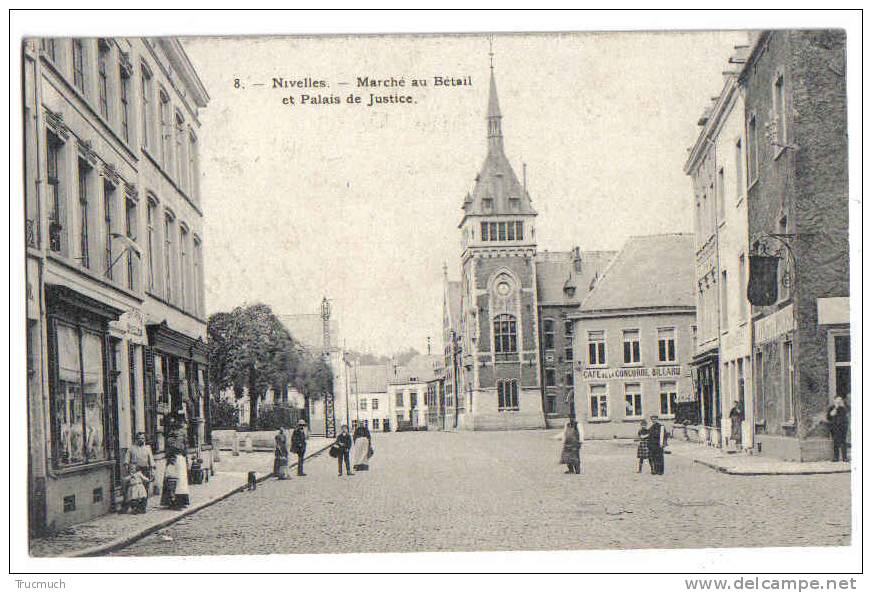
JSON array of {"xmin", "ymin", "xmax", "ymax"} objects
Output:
[{"xmin": 291, "ymin": 419, "xmax": 308, "ymax": 476}]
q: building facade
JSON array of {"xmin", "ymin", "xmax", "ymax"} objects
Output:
[
  {"xmin": 571, "ymin": 235, "xmax": 696, "ymax": 439},
  {"xmin": 742, "ymin": 30, "xmax": 849, "ymax": 461},
  {"xmin": 24, "ymin": 37, "xmax": 211, "ymax": 533},
  {"xmin": 387, "ymin": 355, "xmax": 439, "ymax": 431}
]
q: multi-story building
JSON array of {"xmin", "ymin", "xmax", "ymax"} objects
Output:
[
  {"xmin": 685, "ymin": 41, "xmax": 754, "ymax": 448},
  {"xmin": 346, "ymin": 363, "xmax": 391, "ymax": 433},
  {"xmin": 571, "ymin": 234, "xmax": 696, "ymax": 439},
  {"xmin": 23, "ymin": 37, "xmax": 210, "ymax": 533},
  {"xmin": 742, "ymin": 30, "xmax": 849, "ymax": 461},
  {"xmin": 387, "ymin": 354, "xmax": 440, "ymax": 431}
]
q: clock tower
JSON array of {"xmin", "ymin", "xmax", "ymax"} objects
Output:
[{"xmin": 456, "ymin": 61, "xmax": 545, "ymax": 430}]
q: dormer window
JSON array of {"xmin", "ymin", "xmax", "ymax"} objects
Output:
[
  {"xmin": 509, "ymin": 196, "xmax": 520, "ymax": 212},
  {"xmin": 483, "ymin": 197, "xmax": 493, "ymax": 211}
]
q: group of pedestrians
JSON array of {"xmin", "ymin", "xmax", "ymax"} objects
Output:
[
  {"xmin": 273, "ymin": 419, "xmax": 309, "ymax": 479},
  {"xmin": 557, "ymin": 415, "xmax": 669, "ymax": 476},
  {"xmin": 331, "ymin": 424, "xmax": 373, "ymax": 477}
]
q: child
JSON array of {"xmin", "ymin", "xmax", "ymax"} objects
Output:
[
  {"xmin": 161, "ymin": 455, "xmax": 179, "ymax": 508},
  {"xmin": 124, "ymin": 464, "xmax": 151, "ymax": 514},
  {"xmin": 636, "ymin": 419, "xmax": 650, "ymax": 473}
]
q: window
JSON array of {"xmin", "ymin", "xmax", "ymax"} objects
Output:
[
  {"xmin": 188, "ymin": 131, "xmax": 199, "ymax": 200},
  {"xmin": 783, "ymin": 340, "xmax": 795, "ymax": 423},
  {"xmin": 773, "ymin": 73, "xmax": 786, "ymax": 148},
  {"xmin": 175, "ymin": 111, "xmax": 187, "ymax": 189},
  {"xmin": 589, "ymin": 384, "xmax": 608, "ymax": 419},
  {"xmin": 734, "ymin": 138, "xmax": 744, "ymax": 202},
  {"xmin": 146, "ymin": 199, "xmax": 156, "ymax": 292},
  {"xmin": 507, "ymin": 221, "xmax": 516, "ymax": 240},
  {"xmin": 588, "ymin": 330, "xmax": 606, "ymax": 366},
  {"xmin": 483, "ymin": 197, "xmax": 493, "ymax": 211},
  {"xmin": 545, "ymin": 395, "xmax": 556, "ymax": 414},
  {"xmin": 488, "ymin": 222, "xmax": 497, "ymax": 242},
  {"xmin": 721, "ymin": 270, "xmax": 729, "ymax": 327},
  {"xmin": 46, "ymin": 133, "xmax": 63, "ymax": 253},
  {"xmin": 192, "ymin": 238, "xmax": 202, "ymax": 316},
  {"xmin": 77, "ymin": 158, "xmax": 91, "ymax": 269},
  {"xmin": 545, "ymin": 368, "xmax": 556, "ymax": 387},
  {"xmin": 125, "ymin": 197, "xmax": 137, "ymax": 291},
  {"xmin": 747, "ymin": 114, "xmax": 758, "ymax": 184},
  {"xmin": 395, "ymin": 392, "xmax": 403, "ymax": 408},
  {"xmin": 659, "ymin": 381, "xmax": 677, "ymax": 417},
  {"xmin": 497, "ymin": 379, "xmax": 519, "ymax": 411},
  {"xmin": 565, "ymin": 371, "xmax": 573, "ymax": 387},
  {"xmin": 140, "ymin": 66, "xmax": 152, "ymax": 149},
  {"xmin": 97, "ymin": 41, "xmax": 110, "ymax": 120},
  {"xmin": 50, "ymin": 321, "xmax": 107, "ymax": 466},
  {"xmin": 543, "ymin": 319, "xmax": 555, "ymax": 350},
  {"xmin": 493, "ymin": 314, "xmax": 517, "ymax": 356},
  {"xmin": 410, "ymin": 392, "xmax": 417, "ymax": 408},
  {"xmin": 72, "ymin": 39, "xmax": 85, "ymax": 93},
  {"xmin": 159, "ymin": 90, "xmax": 172, "ymax": 168},
  {"xmin": 164, "ymin": 213, "xmax": 174, "ymax": 302},
  {"xmin": 624, "ymin": 383, "xmax": 643, "ymax": 418},
  {"xmin": 622, "ymin": 329, "xmax": 640, "ymax": 364},
  {"xmin": 737, "ymin": 358, "xmax": 746, "ymax": 408},
  {"xmin": 565, "ymin": 345, "xmax": 573, "ymax": 362},
  {"xmin": 738, "ymin": 254, "xmax": 747, "ymax": 321},
  {"xmin": 372, "ymin": 418, "xmax": 380, "ymax": 430},
  {"xmin": 480, "ymin": 222, "xmax": 489, "ymax": 241},
  {"xmin": 102, "ymin": 180, "xmax": 115, "ymax": 279},
  {"xmin": 515, "ymin": 221, "xmax": 524, "ymax": 241},
  {"xmin": 372, "ymin": 398, "xmax": 379, "ymax": 411},
  {"xmin": 498, "ymin": 222, "xmax": 507, "ymax": 241},
  {"xmin": 119, "ymin": 62, "xmax": 131, "ymax": 143},
  {"xmin": 657, "ymin": 328, "xmax": 676, "ymax": 363},
  {"xmin": 179, "ymin": 226, "xmax": 189, "ymax": 310},
  {"xmin": 832, "ymin": 334, "xmax": 851, "ymax": 399},
  {"xmin": 717, "ymin": 167, "xmax": 725, "ymax": 222},
  {"xmin": 564, "ymin": 319, "xmax": 573, "ymax": 337},
  {"xmin": 360, "ymin": 398, "xmax": 367, "ymax": 411}
]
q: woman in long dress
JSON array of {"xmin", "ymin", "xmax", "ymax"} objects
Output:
[
  {"xmin": 559, "ymin": 421, "xmax": 582, "ymax": 474},
  {"xmin": 162, "ymin": 416, "xmax": 191, "ymax": 509},
  {"xmin": 350, "ymin": 424, "xmax": 372, "ymax": 471},
  {"xmin": 274, "ymin": 428, "xmax": 290, "ymax": 479}
]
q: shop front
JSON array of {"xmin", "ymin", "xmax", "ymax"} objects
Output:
[
  {"xmin": 145, "ymin": 321, "xmax": 213, "ymax": 490},
  {"xmin": 41, "ymin": 285, "xmax": 124, "ymax": 531},
  {"xmin": 691, "ymin": 351, "xmax": 721, "ymax": 446}
]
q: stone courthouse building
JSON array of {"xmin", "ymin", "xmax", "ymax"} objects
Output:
[
  {"xmin": 441, "ymin": 65, "xmax": 615, "ymax": 430},
  {"xmin": 23, "ymin": 37, "xmax": 211, "ymax": 533}
]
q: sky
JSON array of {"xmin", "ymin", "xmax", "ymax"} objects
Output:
[{"xmin": 182, "ymin": 31, "xmax": 750, "ymax": 356}]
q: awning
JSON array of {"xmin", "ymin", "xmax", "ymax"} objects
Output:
[{"xmin": 146, "ymin": 320, "xmax": 207, "ymax": 364}]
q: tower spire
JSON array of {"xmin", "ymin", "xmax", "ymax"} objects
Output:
[{"xmin": 486, "ymin": 39, "xmax": 503, "ymax": 153}]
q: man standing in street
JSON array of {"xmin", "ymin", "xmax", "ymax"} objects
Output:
[
  {"xmin": 123, "ymin": 432, "xmax": 156, "ymax": 511},
  {"xmin": 647, "ymin": 415, "xmax": 667, "ymax": 475},
  {"xmin": 291, "ymin": 419, "xmax": 308, "ymax": 476},
  {"xmin": 827, "ymin": 396, "xmax": 850, "ymax": 462}
]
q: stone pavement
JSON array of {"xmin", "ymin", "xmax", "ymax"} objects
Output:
[
  {"xmin": 29, "ymin": 437, "xmax": 331, "ymax": 558},
  {"xmin": 666, "ymin": 439, "xmax": 852, "ymax": 475},
  {"xmin": 111, "ymin": 430, "xmax": 851, "ymax": 557}
]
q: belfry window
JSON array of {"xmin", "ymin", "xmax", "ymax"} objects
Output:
[{"xmin": 493, "ymin": 314, "xmax": 517, "ymax": 355}]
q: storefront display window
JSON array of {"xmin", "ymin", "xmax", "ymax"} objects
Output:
[{"xmin": 52, "ymin": 322, "xmax": 107, "ymax": 466}]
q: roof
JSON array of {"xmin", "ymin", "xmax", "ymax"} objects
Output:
[
  {"xmin": 351, "ymin": 364, "xmax": 389, "ymax": 394},
  {"xmin": 580, "ymin": 234, "xmax": 695, "ymax": 313},
  {"xmin": 536, "ymin": 249, "xmax": 617, "ymax": 305},
  {"xmin": 390, "ymin": 354, "xmax": 440, "ymax": 384},
  {"xmin": 277, "ymin": 314, "xmax": 338, "ymax": 351},
  {"xmin": 461, "ymin": 68, "xmax": 536, "ymax": 219}
]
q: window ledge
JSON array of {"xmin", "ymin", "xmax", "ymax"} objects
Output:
[
  {"xmin": 587, "ymin": 417, "xmax": 611, "ymax": 423},
  {"xmin": 623, "ymin": 417, "xmax": 645, "ymax": 422},
  {"xmin": 51, "ymin": 459, "xmax": 114, "ymax": 476}
]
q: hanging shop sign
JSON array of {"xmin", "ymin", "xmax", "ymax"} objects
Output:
[{"xmin": 747, "ymin": 254, "xmax": 781, "ymax": 306}]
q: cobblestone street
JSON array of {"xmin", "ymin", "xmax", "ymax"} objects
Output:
[{"xmin": 112, "ymin": 430, "xmax": 851, "ymax": 556}]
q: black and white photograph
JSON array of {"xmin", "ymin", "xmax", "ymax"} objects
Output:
[{"xmin": 8, "ymin": 8, "xmax": 863, "ymax": 583}]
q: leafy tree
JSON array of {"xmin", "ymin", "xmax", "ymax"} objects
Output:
[{"xmin": 293, "ymin": 349, "xmax": 334, "ymax": 425}]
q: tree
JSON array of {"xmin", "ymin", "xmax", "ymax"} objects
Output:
[
  {"xmin": 207, "ymin": 303, "xmax": 298, "ymax": 429},
  {"xmin": 293, "ymin": 349, "xmax": 334, "ymax": 425}
]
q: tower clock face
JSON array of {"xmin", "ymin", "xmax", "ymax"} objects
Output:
[{"xmin": 496, "ymin": 281, "xmax": 511, "ymax": 296}]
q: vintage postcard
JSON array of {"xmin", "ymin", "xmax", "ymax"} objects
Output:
[{"xmin": 10, "ymin": 10, "xmax": 861, "ymax": 580}]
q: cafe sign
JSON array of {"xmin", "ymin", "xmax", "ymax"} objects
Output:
[{"xmin": 575, "ymin": 364, "xmax": 683, "ymax": 381}]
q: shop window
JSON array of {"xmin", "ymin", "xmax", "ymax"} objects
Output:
[
  {"xmin": 51, "ymin": 322, "xmax": 107, "ymax": 467},
  {"xmin": 497, "ymin": 379, "xmax": 519, "ymax": 411},
  {"xmin": 624, "ymin": 383, "xmax": 643, "ymax": 419},
  {"xmin": 589, "ymin": 384, "xmax": 608, "ymax": 419}
]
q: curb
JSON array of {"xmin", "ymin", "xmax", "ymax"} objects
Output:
[
  {"xmin": 65, "ymin": 442, "xmax": 333, "ymax": 558},
  {"xmin": 692, "ymin": 458, "xmax": 852, "ymax": 476}
]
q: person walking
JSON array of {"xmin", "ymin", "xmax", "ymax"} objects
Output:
[
  {"xmin": 351, "ymin": 423, "xmax": 372, "ymax": 471},
  {"xmin": 729, "ymin": 400, "xmax": 744, "ymax": 452},
  {"xmin": 274, "ymin": 428, "xmax": 290, "ymax": 479},
  {"xmin": 646, "ymin": 415, "xmax": 667, "ymax": 475},
  {"xmin": 291, "ymin": 419, "xmax": 308, "ymax": 476},
  {"xmin": 635, "ymin": 419, "xmax": 650, "ymax": 473},
  {"xmin": 826, "ymin": 395, "xmax": 850, "ymax": 462},
  {"xmin": 334, "ymin": 424, "xmax": 353, "ymax": 476},
  {"xmin": 558, "ymin": 421, "xmax": 582, "ymax": 474}
]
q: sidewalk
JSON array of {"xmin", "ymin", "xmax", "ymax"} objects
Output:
[
  {"xmin": 667, "ymin": 439, "xmax": 852, "ymax": 476},
  {"xmin": 29, "ymin": 437, "xmax": 331, "ymax": 558}
]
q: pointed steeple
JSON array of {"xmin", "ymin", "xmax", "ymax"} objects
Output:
[{"xmin": 486, "ymin": 49, "xmax": 503, "ymax": 153}]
